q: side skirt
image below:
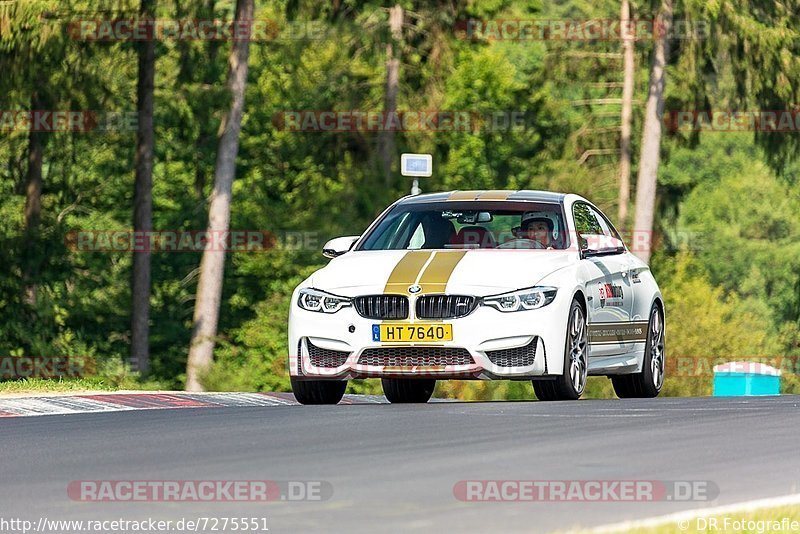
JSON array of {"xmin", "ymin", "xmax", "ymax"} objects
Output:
[{"xmin": 588, "ymin": 344, "xmax": 645, "ymax": 375}]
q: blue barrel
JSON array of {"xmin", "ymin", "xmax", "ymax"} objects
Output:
[{"xmin": 713, "ymin": 362, "xmax": 780, "ymax": 396}]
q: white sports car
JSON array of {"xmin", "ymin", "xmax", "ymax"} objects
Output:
[{"xmin": 289, "ymin": 190, "xmax": 665, "ymax": 404}]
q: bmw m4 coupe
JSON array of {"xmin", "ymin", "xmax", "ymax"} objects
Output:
[{"xmin": 289, "ymin": 190, "xmax": 665, "ymax": 404}]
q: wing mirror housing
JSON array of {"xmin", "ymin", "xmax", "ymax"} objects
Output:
[
  {"xmin": 580, "ymin": 234, "xmax": 626, "ymax": 259},
  {"xmin": 322, "ymin": 236, "xmax": 359, "ymax": 258}
]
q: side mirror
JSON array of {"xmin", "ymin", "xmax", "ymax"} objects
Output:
[
  {"xmin": 580, "ymin": 234, "xmax": 625, "ymax": 259},
  {"xmin": 322, "ymin": 236, "xmax": 359, "ymax": 258}
]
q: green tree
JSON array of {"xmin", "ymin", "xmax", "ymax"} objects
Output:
[{"xmin": 186, "ymin": 0, "xmax": 255, "ymax": 391}]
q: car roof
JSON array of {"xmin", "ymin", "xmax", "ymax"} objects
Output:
[{"xmin": 396, "ymin": 190, "xmax": 568, "ymax": 205}]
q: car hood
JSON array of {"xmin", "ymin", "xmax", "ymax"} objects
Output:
[{"xmin": 309, "ymin": 249, "xmax": 576, "ymax": 297}]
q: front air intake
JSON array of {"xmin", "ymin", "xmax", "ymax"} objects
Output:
[
  {"xmin": 307, "ymin": 340, "xmax": 350, "ymax": 368},
  {"xmin": 485, "ymin": 338, "xmax": 537, "ymax": 367},
  {"xmin": 357, "ymin": 347, "xmax": 473, "ymax": 367}
]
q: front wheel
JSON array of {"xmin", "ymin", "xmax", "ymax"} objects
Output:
[
  {"xmin": 291, "ymin": 378, "xmax": 347, "ymax": 405},
  {"xmin": 533, "ymin": 298, "xmax": 588, "ymax": 401},
  {"xmin": 612, "ymin": 304, "xmax": 665, "ymax": 398},
  {"xmin": 381, "ymin": 378, "xmax": 436, "ymax": 403}
]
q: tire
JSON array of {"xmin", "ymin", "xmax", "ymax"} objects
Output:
[
  {"xmin": 381, "ymin": 378, "xmax": 436, "ymax": 403},
  {"xmin": 612, "ymin": 303, "xmax": 665, "ymax": 399},
  {"xmin": 533, "ymin": 298, "xmax": 588, "ymax": 401},
  {"xmin": 291, "ymin": 378, "xmax": 347, "ymax": 405}
]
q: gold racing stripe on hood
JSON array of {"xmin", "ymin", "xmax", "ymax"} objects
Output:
[
  {"xmin": 478, "ymin": 190, "xmax": 513, "ymax": 200},
  {"xmin": 383, "ymin": 250, "xmax": 468, "ymax": 295},
  {"xmin": 447, "ymin": 190, "xmax": 481, "ymax": 200},
  {"xmin": 417, "ymin": 250, "xmax": 468, "ymax": 294},
  {"xmin": 384, "ymin": 251, "xmax": 433, "ymax": 294},
  {"xmin": 447, "ymin": 190, "xmax": 513, "ymax": 201}
]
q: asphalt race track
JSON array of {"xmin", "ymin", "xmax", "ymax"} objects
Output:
[{"xmin": 1, "ymin": 396, "xmax": 799, "ymax": 533}]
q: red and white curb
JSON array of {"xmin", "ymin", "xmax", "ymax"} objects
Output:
[{"xmin": 0, "ymin": 392, "xmax": 388, "ymax": 418}]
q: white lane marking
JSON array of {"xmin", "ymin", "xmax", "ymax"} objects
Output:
[
  {"xmin": 200, "ymin": 393, "xmax": 295, "ymax": 406},
  {"xmin": 0, "ymin": 397, "xmax": 136, "ymax": 416},
  {"xmin": 345, "ymin": 395, "xmax": 387, "ymax": 404},
  {"xmin": 574, "ymin": 492, "xmax": 800, "ymax": 534},
  {"xmin": 0, "ymin": 393, "xmax": 391, "ymax": 417}
]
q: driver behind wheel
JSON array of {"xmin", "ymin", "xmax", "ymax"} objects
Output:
[{"xmin": 514, "ymin": 214, "xmax": 555, "ymax": 249}]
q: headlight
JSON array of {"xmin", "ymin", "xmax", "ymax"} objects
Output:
[
  {"xmin": 481, "ymin": 286, "xmax": 557, "ymax": 312},
  {"xmin": 297, "ymin": 288, "xmax": 352, "ymax": 313}
]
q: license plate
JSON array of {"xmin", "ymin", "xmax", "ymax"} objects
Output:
[{"xmin": 372, "ymin": 323, "xmax": 453, "ymax": 342}]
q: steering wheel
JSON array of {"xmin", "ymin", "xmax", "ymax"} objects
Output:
[{"xmin": 497, "ymin": 238, "xmax": 546, "ymax": 250}]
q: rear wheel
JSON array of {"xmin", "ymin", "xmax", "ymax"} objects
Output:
[
  {"xmin": 533, "ymin": 298, "xmax": 588, "ymax": 401},
  {"xmin": 381, "ymin": 378, "xmax": 436, "ymax": 403},
  {"xmin": 612, "ymin": 303, "xmax": 664, "ymax": 398},
  {"xmin": 291, "ymin": 378, "xmax": 347, "ymax": 405}
]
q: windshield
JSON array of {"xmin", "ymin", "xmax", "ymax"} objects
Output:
[{"xmin": 357, "ymin": 201, "xmax": 569, "ymax": 251}]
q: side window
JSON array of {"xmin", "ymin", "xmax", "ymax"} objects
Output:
[
  {"xmin": 373, "ymin": 212, "xmax": 411, "ymax": 249},
  {"xmin": 408, "ymin": 223, "xmax": 425, "ymax": 249},
  {"xmin": 573, "ymin": 203, "xmax": 604, "ymax": 236},
  {"xmin": 588, "ymin": 205, "xmax": 624, "ymax": 243},
  {"xmin": 592, "ymin": 210, "xmax": 613, "ymax": 237}
]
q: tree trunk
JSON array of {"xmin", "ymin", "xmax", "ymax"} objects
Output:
[
  {"xmin": 617, "ymin": 0, "xmax": 634, "ymax": 228},
  {"xmin": 131, "ymin": 0, "xmax": 156, "ymax": 375},
  {"xmin": 22, "ymin": 95, "xmax": 45, "ymax": 306},
  {"xmin": 194, "ymin": 0, "xmax": 219, "ymax": 200},
  {"xmin": 378, "ymin": 4, "xmax": 402, "ymax": 189},
  {"xmin": 632, "ymin": 0, "xmax": 672, "ymax": 264},
  {"xmin": 186, "ymin": 0, "xmax": 254, "ymax": 392}
]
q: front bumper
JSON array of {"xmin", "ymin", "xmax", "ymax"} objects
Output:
[{"xmin": 288, "ymin": 302, "xmax": 568, "ymax": 380}]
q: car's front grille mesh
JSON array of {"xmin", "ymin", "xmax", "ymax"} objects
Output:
[
  {"xmin": 357, "ymin": 347, "xmax": 473, "ymax": 367},
  {"xmin": 297, "ymin": 341, "xmax": 303, "ymax": 374},
  {"xmin": 354, "ymin": 295, "xmax": 409, "ymax": 320},
  {"xmin": 415, "ymin": 295, "xmax": 478, "ymax": 319},
  {"xmin": 485, "ymin": 338, "xmax": 537, "ymax": 367},
  {"xmin": 307, "ymin": 340, "xmax": 350, "ymax": 368}
]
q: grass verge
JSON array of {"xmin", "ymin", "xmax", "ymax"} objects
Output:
[{"xmin": 0, "ymin": 377, "xmax": 119, "ymax": 395}]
